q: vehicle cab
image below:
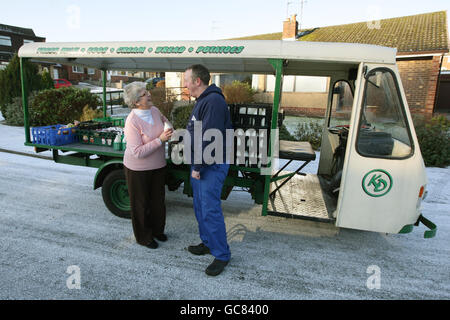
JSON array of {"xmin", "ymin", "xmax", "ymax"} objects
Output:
[{"xmin": 318, "ymin": 65, "xmax": 429, "ymax": 234}]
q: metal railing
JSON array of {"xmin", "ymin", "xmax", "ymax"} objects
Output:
[
  {"xmin": 91, "ymin": 89, "xmax": 124, "ymax": 115},
  {"xmin": 92, "ymin": 86, "xmax": 193, "ymax": 115}
]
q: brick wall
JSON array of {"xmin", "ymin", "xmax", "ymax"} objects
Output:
[
  {"xmin": 397, "ymin": 56, "xmax": 442, "ymax": 117},
  {"xmin": 260, "ymin": 56, "xmax": 443, "ymax": 118},
  {"xmin": 281, "ymin": 106, "xmax": 326, "ymax": 117},
  {"xmin": 282, "ymin": 15, "xmax": 298, "ymax": 40},
  {"xmin": 441, "ymin": 55, "xmax": 450, "ymax": 70},
  {"xmin": 65, "ymin": 66, "xmax": 102, "ymax": 83}
]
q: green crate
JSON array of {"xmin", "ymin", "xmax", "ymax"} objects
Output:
[
  {"xmin": 79, "ymin": 129, "xmax": 91, "ymax": 144},
  {"xmin": 99, "ymin": 132, "xmax": 116, "ymax": 147},
  {"xmin": 78, "ymin": 129, "xmax": 118, "ymax": 148},
  {"xmin": 78, "ymin": 120, "xmax": 111, "ymax": 130},
  {"xmin": 94, "ymin": 117, "xmax": 125, "ymax": 127}
]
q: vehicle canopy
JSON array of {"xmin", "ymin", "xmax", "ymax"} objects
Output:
[{"xmin": 18, "ymin": 40, "xmax": 396, "ymax": 74}]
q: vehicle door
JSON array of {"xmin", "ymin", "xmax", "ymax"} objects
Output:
[{"xmin": 335, "ymin": 64, "xmax": 427, "ymax": 234}]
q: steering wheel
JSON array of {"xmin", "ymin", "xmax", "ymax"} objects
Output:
[{"xmin": 328, "ymin": 125, "xmax": 349, "ymax": 135}]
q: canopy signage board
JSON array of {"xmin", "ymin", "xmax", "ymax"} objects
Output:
[{"xmin": 19, "ymin": 40, "xmax": 396, "ymax": 74}]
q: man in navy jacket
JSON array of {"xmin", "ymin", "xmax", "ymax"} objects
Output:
[{"xmin": 184, "ymin": 64, "xmax": 232, "ymax": 276}]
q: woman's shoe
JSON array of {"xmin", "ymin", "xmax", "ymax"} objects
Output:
[
  {"xmin": 154, "ymin": 234, "xmax": 168, "ymax": 242},
  {"xmin": 146, "ymin": 240, "xmax": 158, "ymax": 249}
]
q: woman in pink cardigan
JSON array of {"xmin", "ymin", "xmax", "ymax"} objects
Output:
[{"xmin": 123, "ymin": 82, "xmax": 173, "ymax": 249}]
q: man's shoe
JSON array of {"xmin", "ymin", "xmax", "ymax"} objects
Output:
[
  {"xmin": 154, "ymin": 234, "xmax": 168, "ymax": 242},
  {"xmin": 205, "ymin": 259, "xmax": 229, "ymax": 276},
  {"xmin": 146, "ymin": 240, "xmax": 158, "ymax": 249},
  {"xmin": 187, "ymin": 243, "xmax": 210, "ymax": 255}
]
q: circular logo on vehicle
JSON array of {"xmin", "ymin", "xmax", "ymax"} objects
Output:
[{"xmin": 362, "ymin": 169, "xmax": 392, "ymax": 197}]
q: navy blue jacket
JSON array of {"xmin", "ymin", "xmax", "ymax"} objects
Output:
[{"xmin": 187, "ymin": 84, "xmax": 232, "ymax": 171}]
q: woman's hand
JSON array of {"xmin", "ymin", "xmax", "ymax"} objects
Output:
[{"xmin": 159, "ymin": 128, "xmax": 173, "ymax": 142}]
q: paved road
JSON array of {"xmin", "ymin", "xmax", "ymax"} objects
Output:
[{"xmin": 0, "ymin": 150, "xmax": 449, "ymax": 300}]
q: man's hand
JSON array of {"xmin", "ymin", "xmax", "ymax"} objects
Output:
[{"xmin": 191, "ymin": 170, "xmax": 201, "ymax": 180}]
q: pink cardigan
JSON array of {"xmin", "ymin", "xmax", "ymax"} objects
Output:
[{"xmin": 123, "ymin": 107, "xmax": 169, "ymax": 171}]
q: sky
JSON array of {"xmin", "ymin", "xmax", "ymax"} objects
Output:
[{"xmin": 1, "ymin": 0, "xmax": 449, "ymax": 42}]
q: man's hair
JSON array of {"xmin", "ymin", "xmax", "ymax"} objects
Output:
[{"xmin": 186, "ymin": 64, "xmax": 210, "ymax": 85}]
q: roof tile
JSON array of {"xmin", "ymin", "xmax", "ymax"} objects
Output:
[{"xmin": 233, "ymin": 11, "xmax": 449, "ymax": 54}]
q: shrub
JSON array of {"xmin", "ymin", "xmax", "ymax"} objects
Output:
[
  {"xmin": 79, "ymin": 105, "xmax": 103, "ymax": 122},
  {"xmin": 415, "ymin": 115, "xmax": 450, "ymax": 167},
  {"xmin": 223, "ymin": 81, "xmax": 255, "ymax": 104},
  {"xmin": 32, "ymin": 87, "xmax": 102, "ymax": 126},
  {"xmin": 3, "ymin": 92, "xmax": 38, "ymax": 126},
  {"xmin": 0, "ymin": 54, "xmax": 52, "ymax": 121},
  {"xmin": 171, "ymin": 104, "xmax": 194, "ymax": 129},
  {"xmin": 294, "ymin": 121, "xmax": 323, "ymax": 150},
  {"xmin": 145, "ymin": 81, "xmax": 159, "ymax": 91},
  {"xmin": 279, "ymin": 124, "xmax": 297, "ymax": 141},
  {"xmin": 41, "ymin": 71, "xmax": 54, "ymax": 90},
  {"xmin": 150, "ymin": 87, "xmax": 174, "ymax": 119}
]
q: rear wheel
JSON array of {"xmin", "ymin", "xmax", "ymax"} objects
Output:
[{"xmin": 102, "ymin": 169, "xmax": 131, "ymax": 219}]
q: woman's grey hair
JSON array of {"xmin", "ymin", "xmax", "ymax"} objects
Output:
[{"xmin": 123, "ymin": 81, "xmax": 147, "ymax": 108}]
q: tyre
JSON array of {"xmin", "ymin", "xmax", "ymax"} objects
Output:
[{"xmin": 102, "ymin": 169, "xmax": 131, "ymax": 219}]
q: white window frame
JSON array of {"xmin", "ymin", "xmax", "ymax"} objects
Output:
[
  {"xmin": 0, "ymin": 35, "xmax": 12, "ymax": 46},
  {"xmin": 87, "ymin": 68, "xmax": 95, "ymax": 75},
  {"xmin": 72, "ymin": 65, "xmax": 84, "ymax": 73}
]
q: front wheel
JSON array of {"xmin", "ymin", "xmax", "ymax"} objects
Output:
[{"xmin": 102, "ymin": 169, "xmax": 131, "ymax": 219}]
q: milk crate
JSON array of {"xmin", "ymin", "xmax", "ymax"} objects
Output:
[
  {"xmin": 228, "ymin": 103, "xmax": 272, "ymax": 130},
  {"xmin": 31, "ymin": 125, "xmax": 78, "ymax": 146}
]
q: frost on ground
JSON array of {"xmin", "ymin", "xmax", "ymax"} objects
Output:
[
  {"xmin": 0, "ymin": 120, "xmax": 449, "ymax": 300},
  {"xmin": 0, "ymin": 151, "xmax": 449, "ymax": 299}
]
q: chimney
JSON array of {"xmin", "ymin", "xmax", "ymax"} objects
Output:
[{"xmin": 282, "ymin": 14, "xmax": 298, "ymax": 41}]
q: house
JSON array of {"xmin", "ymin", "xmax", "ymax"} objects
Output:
[
  {"xmin": 0, "ymin": 23, "xmax": 102, "ymax": 83},
  {"xmin": 0, "ymin": 23, "xmax": 45, "ymax": 69},
  {"xmin": 52, "ymin": 64, "xmax": 103, "ymax": 83},
  {"xmin": 53, "ymin": 64, "xmax": 155, "ymax": 86},
  {"xmin": 235, "ymin": 11, "xmax": 449, "ymax": 117},
  {"xmin": 435, "ymin": 54, "xmax": 450, "ymax": 114}
]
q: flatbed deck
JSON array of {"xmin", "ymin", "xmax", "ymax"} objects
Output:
[
  {"xmin": 25, "ymin": 142, "xmax": 125, "ymax": 157},
  {"xmin": 267, "ymin": 173, "xmax": 336, "ymax": 223}
]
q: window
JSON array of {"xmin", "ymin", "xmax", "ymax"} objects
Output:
[
  {"xmin": 265, "ymin": 75, "xmax": 327, "ymax": 92},
  {"xmin": 87, "ymin": 68, "xmax": 95, "ymax": 75},
  {"xmin": 356, "ymin": 68, "xmax": 413, "ymax": 159},
  {"xmin": 294, "ymin": 76, "xmax": 327, "ymax": 93},
  {"xmin": 0, "ymin": 36, "xmax": 12, "ymax": 46},
  {"xmin": 72, "ymin": 65, "xmax": 84, "ymax": 73},
  {"xmin": 23, "ymin": 39, "xmax": 34, "ymax": 44},
  {"xmin": 330, "ymin": 81, "xmax": 353, "ymax": 127}
]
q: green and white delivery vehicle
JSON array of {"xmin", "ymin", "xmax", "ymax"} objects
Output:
[{"xmin": 18, "ymin": 40, "xmax": 436, "ymax": 238}]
